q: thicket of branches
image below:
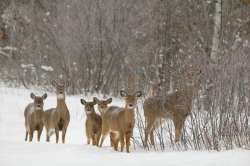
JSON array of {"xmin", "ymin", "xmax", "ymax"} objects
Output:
[{"xmin": 0, "ymin": 0, "xmax": 249, "ymax": 150}]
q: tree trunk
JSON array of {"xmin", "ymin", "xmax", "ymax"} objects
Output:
[{"xmin": 210, "ymin": 0, "xmax": 222, "ymax": 62}]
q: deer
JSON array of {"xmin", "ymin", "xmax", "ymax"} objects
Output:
[
  {"xmin": 99, "ymin": 90, "xmax": 142, "ymax": 153},
  {"xmin": 143, "ymin": 69, "xmax": 202, "ymax": 147},
  {"xmin": 80, "ymin": 98, "xmax": 102, "ymax": 146},
  {"xmin": 147, "ymin": 84, "xmax": 158, "ymax": 97},
  {"xmin": 93, "ymin": 97, "xmax": 115, "ymax": 147},
  {"xmin": 24, "ymin": 93, "xmax": 47, "ymax": 142},
  {"xmin": 43, "ymin": 80, "xmax": 70, "ymax": 144}
]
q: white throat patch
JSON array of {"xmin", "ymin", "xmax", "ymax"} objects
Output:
[
  {"xmin": 127, "ymin": 106, "xmax": 134, "ymax": 110},
  {"xmin": 36, "ymin": 107, "xmax": 42, "ymax": 110},
  {"xmin": 86, "ymin": 111, "xmax": 92, "ymax": 115},
  {"xmin": 99, "ymin": 108, "xmax": 108, "ymax": 115}
]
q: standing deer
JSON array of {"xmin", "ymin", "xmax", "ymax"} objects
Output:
[
  {"xmin": 43, "ymin": 80, "xmax": 70, "ymax": 143},
  {"xmin": 143, "ymin": 69, "xmax": 201, "ymax": 147},
  {"xmin": 93, "ymin": 97, "xmax": 115, "ymax": 147},
  {"xmin": 80, "ymin": 98, "xmax": 102, "ymax": 146},
  {"xmin": 99, "ymin": 90, "xmax": 142, "ymax": 153},
  {"xmin": 24, "ymin": 93, "xmax": 47, "ymax": 142}
]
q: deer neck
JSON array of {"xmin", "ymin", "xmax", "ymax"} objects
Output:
[
  {"xmin": 56, "ymin": 98, "xmax": 66, "ymax": 111},
  {"xmin": 124, "ymin": 107, "xmax": 135, "ymax": 121},
  {"xmin": 86, "ymin": 111, "xmax": 97, "ymax": 118},
  {"xmin": 99, "ymin": 107, "xmax": 108, "ymax": 117}
]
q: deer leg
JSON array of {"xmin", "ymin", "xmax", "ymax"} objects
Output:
[
  {"xmin": 29, "ymin": 130, "xmax": 34, "ymax": 142},
  {"xmin": 125, "ymin": 131, "xmax": 132, "ymax": 153},
  {"xmin": 87, "ymin": 138, "xmax": 90, "ymax": 144},
  {"xmin": 62, "ymin": 127, "xmax": 67, "ymax": 144},
  {"xmin": 113, "ymin": 136, "xmax": 119, "ymax": 151},
  {"xmin": 55, "ymin": 128, "xmax": 59, "ymax": 143},
  {"xmin": 119, "ymin": 132, "xmax": 125, "ymax": 152},
  {"xmin": 174, "ymin": 118, "xmax": 185, "ymax": 143},
  {"xmin": 94, "ymin": 134, "xmax": 98, "ymax": 146},
  {"xmin": 97, "ymin": 131, "xmax": 101, "ymax": 146},
  {"xmin": 144, "ymin": 118, "xmax": 155, "ymax": 147},
  {"xmin": 37, "ymin": 127, "xmax": 43, "ymax": 142},
  {"xmin": 25, "ymin": 131, "xmax": 28, "ymax": 141},
  {"xmin": 46, "ymin": 133, "xmax": 50, "ymax": 142},
  {"xmin": 86, "ymin": 128, "xmax": 90, "ymax": 144},
  {"xmin": 99, "ymin": 126, "xmax": 109, "ymax": 147},
  {"xmin": 45, "ymin": 126, "xmax": 50, "ymax": 142},
  {"xmin": 99, "ymin": 133, "xmax": 108, "ymax": 147},
  {"xmin": 93, "ymin": 131, "xmax": 100, "ymax": 146},
  {"xmin": 113, "ymin": 140, "xmax": 118, "ymax": 151},
  {"xmin": 149, "ymin": 126, "xmax": 156, "ymax": 146},
  {"xmin": 92, "ymin": 133, "xmax": 97, "ymax": 146},
  {"xmin": 110, "ymin": 133, "xmax": 114, "ymax": 147}
]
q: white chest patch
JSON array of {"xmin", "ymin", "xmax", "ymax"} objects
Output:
[{"xmin": 57, "ymin": 94, "xmax": 64, "ymax": 99}]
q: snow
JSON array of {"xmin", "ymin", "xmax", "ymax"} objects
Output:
[
  {"xmin": 0, "ymin": 46, "xmax": 17, "ymax": 57},
  {"xmin": 1, "ymin": 46, "xmax": 17, "ymax": 51},
  {"xmin": 0, "ymin": 86, "xmax": 249, "ymax": 166},
  {"xmin": 21, "ymin": 64, "xmax": 34, "ymax": 69},
  {"xmin": 41, "ymin": 65, "xmax": 54, "ymax": 72},
  {"xmin": 0, "ymin": 50, "xmax": 9, "ymax": 57}
]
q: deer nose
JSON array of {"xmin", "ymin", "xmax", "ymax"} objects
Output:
[{"xmin": 129, "ymin": 104, "xmax": 133, "ymax": 107}]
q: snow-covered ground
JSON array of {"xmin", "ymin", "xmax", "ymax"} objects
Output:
[{"xmin": 0, "ymin": 86, "xmax": 249, "ymax": 166}]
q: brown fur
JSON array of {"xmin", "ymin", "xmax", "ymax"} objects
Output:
[
  {"xmin": 242, "ymin": 0, "xmax": 250, "ymax": 5},
  {"xmin": 0, "ymin": 29, "xmax": 7, "ymax": 40},
  {"xmin": 94, "ymin": 97, "xmax": 116, "ymax": 147},
  {"xmin": 143, "ymin": 69, "xmax": 201, "ymax": 147},
  {"xmin": 24, "ymin": 93, "xmax": 47, "ymax": 142},
  {"xmin": 43, "ymin": 81, "xmax": 70, "ymax": 143},
  {"xmin": 80, "ymin": 98, "xmax": 102, "ymax": 146},
  {"xmin": 99, "ymin": 90, "xmax": 142, "ymax": 153}
]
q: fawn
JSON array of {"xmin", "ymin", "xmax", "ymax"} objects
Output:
[
  {"xmin": 80, "ymin": 98, "xmax": 102, "ymax": 146},
  {"xmin": 93, "ymin": 97, "xmax": 116, "ymax": 147},
  {"xmin": 24, "ymin": 93, "xmax": 47, "ymax": 142}
]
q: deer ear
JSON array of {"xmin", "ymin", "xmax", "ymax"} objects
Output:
[
  {"xmin": 30, "ymin": 93, "xmax": 35, "ymax": 99},
  {"xmin": 42, "ymin": 93, "xmax": 47, "ymax": 100},
  {"xmin": 120, "ymin": 90, "xmax": 127, "ymax": 97},
  {"xmin": 106, "ymin": 98, "xmax": 112, "ymax": 104},
  {"xmin": 93, "ymin": 97, "xmax": 99, "ymax": 104},
  {"xmin": 135, "ymin": 91, "xmax": 142, "ymax": 97},
  {"xmin": 51, "ymin": 80, "xmax": 57, "ymax": 87},
  {"xmin": 80, "ymin": 99, "xmax": 87, "ymax": 105}
]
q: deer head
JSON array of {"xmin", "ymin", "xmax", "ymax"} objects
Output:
[
  {"xmin": 80, "ymin": 99, "xmax": 97, "ymax": 115},
  {"xmin": 51, "ymin": 80, "xmax": 69, "ymax": 100},
  {"xmin": 93, "ymin": 97, "xmax": 112, "ymax": 115},
  {"xmin": 120, "ymin": 90, "xmax": 142, "ymax": 109},
  {"xmin": 30, "ymin": 93, "xmax": 47, "ymax": 110}
]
